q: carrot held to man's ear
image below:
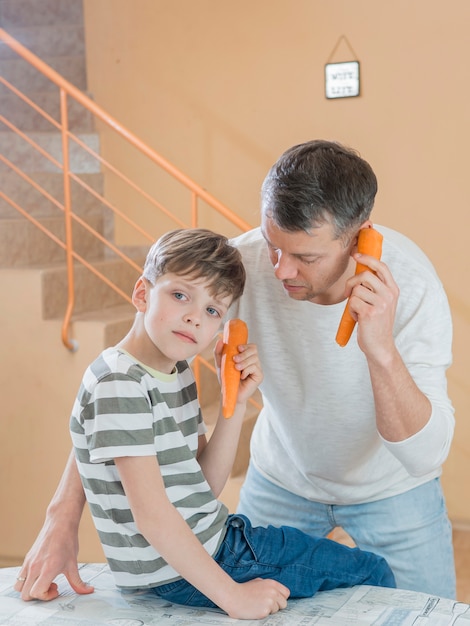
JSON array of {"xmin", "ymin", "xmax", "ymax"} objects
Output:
[
  {"xmin": 221, "ymin": 318, "xmax": 248, "ymax": 418},
  {"xmin": 335, "ymin": 227, "xmax": 383, "ymax": 347}
]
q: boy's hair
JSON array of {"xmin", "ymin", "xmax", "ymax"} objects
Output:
[
  {"xmin": 142, "ymin": 228, "xmax": 246, "ymax": 303},
  {"xmin": 261, "ymin": 139, "xmax": 378, "ymax": 239}
]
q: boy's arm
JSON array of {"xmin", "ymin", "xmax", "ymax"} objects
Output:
[
  {"xmin": 116, "ymin": 454, "xmax": 288, "ymax": 619},
  {"xmin": 15, "ymin": 450, "xmax": 93, "ymax": 601},
  {"xmin": 197, "ymin": 340, "xmax": 262, "ymax": 497}
]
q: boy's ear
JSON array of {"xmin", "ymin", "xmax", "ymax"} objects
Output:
[{"xmin": 132, "ymin": 277, "xmax": 148, "ymax": 312}]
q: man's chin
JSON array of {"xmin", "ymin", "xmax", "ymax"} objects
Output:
[{"xmin": 283, "ymin": 284, "xmax": 309, "ymax": 300}]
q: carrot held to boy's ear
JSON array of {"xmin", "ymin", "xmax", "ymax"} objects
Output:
[
  {"xmin": 221, "ymin": 318, "xmax": 249, "ymax": 418},
  {"xmin": 335, "ymin": 227, "xmax": 384, "ymax": 347}
]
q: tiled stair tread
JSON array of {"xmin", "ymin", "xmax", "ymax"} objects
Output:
[
  {"xmin": 0, "ymin": 135, "xmax": 101, "ymax": 175},
  {"xmin": 41, "ymin": 255, "xmax": 145, "ymax": 319},
  {"xmin": 73, "ymin": 303, "xmax": 136, "ymax": 351},
  {"xmin": 73, "ymin": 302, "xmax": 135, "ymax": 324},
  {"xmin": 0, "ymin": 24, "xmax": 85, "ymax": 60},
  {"xmin": 0, "ymin": 0, "xmax": 84, "ymax": 28},
  {"xmin": 0, "ymin": 212, "xmax": 110, "ymax": 268},
  {"xmin": 0, "ymin": 55, "xmax": 87, "ymax": 91},
  {"xmin": 0, "ymin": 171, "xmax": 104, "ymax": 218},
  {"xmin": 39, "ymin": 253, "xmax": 147, "ymax": 275},
  {"xmin": 0, "ymin": 90, "xmax": 95, "ymax": 132}
]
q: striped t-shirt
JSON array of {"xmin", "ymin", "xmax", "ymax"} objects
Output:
[{"xmin": 70, "ymin": 347, "xmax": 229, "ymax": 589}]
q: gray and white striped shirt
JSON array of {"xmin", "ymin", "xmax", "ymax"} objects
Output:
[{"xmin": 70, "ymin": 347, "xmax": 228, "ymax": 589}]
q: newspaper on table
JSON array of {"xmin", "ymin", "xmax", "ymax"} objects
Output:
[{"xmin": 0, "ymin": 563, "xmax": 469, "ymax": 625}]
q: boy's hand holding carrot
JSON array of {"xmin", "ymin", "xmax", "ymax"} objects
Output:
[{"xmin": 215, "ymin": 319, "xmax": 263, "ymax": 419}]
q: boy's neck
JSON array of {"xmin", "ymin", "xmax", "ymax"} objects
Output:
[{"xmin": 116, "ymin": 321, "xmax": 177, "ymax": 375}]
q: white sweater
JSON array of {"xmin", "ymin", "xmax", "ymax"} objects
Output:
[{"xmin": 230, "ymin": 225, "xmax": 455, "ymax": 504}]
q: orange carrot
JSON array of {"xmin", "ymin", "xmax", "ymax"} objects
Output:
[
  {"xmin": 335, "ymin": 227, "xmax": 384, "ymax": 347},
  {"xmin": 221, "ymin": 318, "xmax": 248, "ymax": 418}
]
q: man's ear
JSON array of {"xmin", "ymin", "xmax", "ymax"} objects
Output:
[
  {"xmin": 351, "ymin": 219, "xmax": 373, "ymax": 252},
  {"xmin": 132, "ymin": 277, "xmax": 148, "ymax": 312}
]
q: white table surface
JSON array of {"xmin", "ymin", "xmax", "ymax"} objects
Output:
[{"xmin": 1, "ymin": 563, "xmax": 469, "ymax": 625}]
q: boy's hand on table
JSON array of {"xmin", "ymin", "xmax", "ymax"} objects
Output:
[{"xmin": 223, "ymin": 578, "xmax": 290, "ymax": 619}]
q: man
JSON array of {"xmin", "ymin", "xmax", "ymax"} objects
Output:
[{"xmin": 15, "ymin": 140, "xmax": 455, "ymax": 601}]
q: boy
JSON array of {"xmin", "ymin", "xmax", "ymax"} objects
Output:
[{"xmin": 69, "ymin": 228, "xmax": 395, "ymax": 620}]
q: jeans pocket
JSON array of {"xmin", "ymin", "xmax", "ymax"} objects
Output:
[{"xmin": 224, "ymin": 514, "xmax": 259, "ymax": 564}]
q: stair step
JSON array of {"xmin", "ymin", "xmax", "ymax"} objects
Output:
[
  {"xmin": 0, "ymin": 55, "xmax": 87, "ymax": 92},
  {"xmin": 0, "ymin": 130, "xmax": 100, "ymax": 174},
  {"xmin": 73, "ymin": 302, "xmax": 136, "ymax": 348},
  {"xmin": 0, "ymin": 171, "xmax": 104, "ymax": 219},
  {"xmin": 0, "ymin": 24, "xmax": 85, "ymax": 60},
  {"xmin": 40, "ymin": 254, "xmax": 145, "ymax": 319},
  {"xmin": 0, "ymin": 90, "xmax": 95, "ymax": 132},
  {"xmin": 0, "ymin": 0, "xmax": 84, "ymax": 28},
  {"xmin": 0, "ymin": 213, "xmax": 107, "ymax": 267}
]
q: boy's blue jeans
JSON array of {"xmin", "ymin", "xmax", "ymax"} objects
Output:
[{"xmin": 150, "ymin": 514, "xmax": 395, "ymax": 609}]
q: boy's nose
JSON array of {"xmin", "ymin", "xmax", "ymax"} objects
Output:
[{"xmin": 183, "ymin": 311, "xmax": 201, "ymax": 326}]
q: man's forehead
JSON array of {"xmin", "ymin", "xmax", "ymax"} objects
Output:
[{"xmin": 261, "ymin": 216, "xmax": 333, "ymax": 248}]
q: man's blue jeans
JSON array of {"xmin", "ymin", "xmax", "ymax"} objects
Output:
[
  {"xmin": 151, "ymin": 513, "xmax": 395, "ymax": 609},
  {"xmin": 237, "ymin": 463, "xmax": 456, "ymax": 599}
]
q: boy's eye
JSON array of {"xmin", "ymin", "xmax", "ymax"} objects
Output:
[
  {"xmin": 207, "ymin": 307, "xmax": 220, "ymax": 317},
  {"xmin": 174, "ymin": 292, "xmax": 186, "ymax": 301}
]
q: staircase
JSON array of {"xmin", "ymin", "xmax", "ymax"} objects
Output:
[
  {"xmin": 0, "ymin": 0, "xmax": 258, "ymax": 564},
  {"xmin": 0, "ymin": 0, "xmax": 141, "ymax": 346}
]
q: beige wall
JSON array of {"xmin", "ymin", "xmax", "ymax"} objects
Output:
[
  {"xmin": 81, "ymin": 0, "xmax": 470, "ymax": 521},
  {"xmin": 2, "ymin": 0, "xmax": 469, "ymax": 568}
]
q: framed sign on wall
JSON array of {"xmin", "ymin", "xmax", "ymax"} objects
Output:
[{"xmin": 325, "ymin": 60, "xmax": 360, "ymax": 99}]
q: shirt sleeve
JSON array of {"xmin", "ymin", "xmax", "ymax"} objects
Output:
[
  {"xmin": 380, "ymin": 403, "xmax": 454, "ymax": 476},
  {"xmin": 380, "ymin": 270, "xmax": 455, "ymax": 476},
  {"xmin": 84, "ymin": 374, "xmax": 157, "ymax": 463}
]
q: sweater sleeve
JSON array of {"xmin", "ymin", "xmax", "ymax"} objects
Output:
[
  {"xmin": 378, "ymin": 254, "xmax": 455, "ymax": 476},
  {"xmin": 380, "ymin": 403, "xmax": 454, "ymax": 476}
]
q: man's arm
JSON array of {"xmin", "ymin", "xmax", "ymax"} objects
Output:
[
  {"xmin": 347, "ymin": 253, "xmax": 454, "ymax": 465},
  {"xmin": 14, "ymin": 450, "xmax": 92, "ymax": 601}
]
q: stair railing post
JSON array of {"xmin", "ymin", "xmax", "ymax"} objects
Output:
[
  {"xmin": 191, "ymin": 191, "xmax": 198, "ymax": 227},
  {"xmin": 60, "ymin": 87, "xmax": 78, "ymax": 351}
]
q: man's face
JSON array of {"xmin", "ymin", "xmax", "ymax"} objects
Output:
[{"xmin": 261, "ymin": 212, "xmax": 357, "ymax": 305}]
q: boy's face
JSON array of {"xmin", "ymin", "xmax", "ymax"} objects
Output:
[{"xmin": 132, "ymin": 272, "xmax": 231, "ymax": 372}]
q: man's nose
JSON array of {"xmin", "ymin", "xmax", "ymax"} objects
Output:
[{"xmin": 273, "ymin": 250, "xmax": 297, "ymax": 280}]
